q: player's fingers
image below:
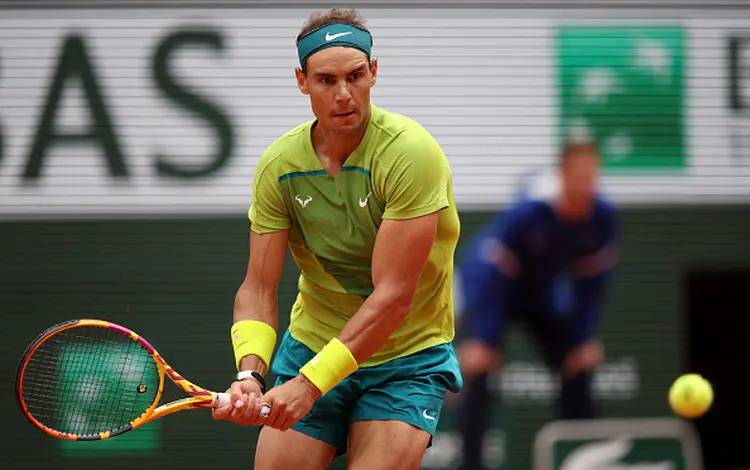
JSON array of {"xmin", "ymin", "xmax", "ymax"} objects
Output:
[
  {"xmin": 236, "ymin": 393, "xmax": 252, "ymax": 424},
  {"xmin": 230, "ymin": 406, "xmax": 243, "ymax": 423},
  {"xmin": 460, "ymin": 346, "xmax": 495, "ymax": 378},
  {"xmin": 265, "ymin": 407, "xmax": 281, "ymax": 429},
  {"xmin": 213, "ymin": 386, "xmax": 240, "ymax": 420},
  {"xmin": 563, "ymin": 349, "xmax": 598, "ymax": 378},
  {"xmin": 561, "ymin": 354, "xmax": 579, "ymax": 377},
  {"xmin": 230, "ymin": 394, "xmax": 250, "ymax": 423},
  {"xmin": 252, "ymin": 396, "xmax": 273, "ymax": 422},
  {"xmin": 229, "ymin": 382, "xmax": 246, "ymax": 408},
  {"xmin": 267, "ymin": 402, "xmax": 286, "ymax": 429},
  {"xmin": 211, "ymin": 404, "xmax": 234, "ymax": 420},
  {"xmin": 258, "ymin": 391, "xmax": 278, "ymax": 419},
  {"xmin": 281, "ymin": 407, "xmax": 305, "ymax": 431},
  {"xmin": 279, "ymin": 415, "xmax": 293, "ymax": 432},
  {"xmin": 274, "ymin": 411, "xmax": 291, "ymax": 431},
  {"xmin": 577, "ymin": 343, "xmax": 598, "ymax": 366},
  {"xmin": 248, "ymin": 401, "xmax": 271, "ymax": 427},
  {"xmin": 241, "ymin": 393, "xmax": 260, "ymax": 425},
  {"xmin": 589, "ymin": 342, "xmax": 604, "ymax": 364}
]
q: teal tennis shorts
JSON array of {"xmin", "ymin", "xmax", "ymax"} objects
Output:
[{"xmin": 270, "ymin": 330, "xmax": 463, "ymax": 453}]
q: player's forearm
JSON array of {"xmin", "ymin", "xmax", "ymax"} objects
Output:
[
  {"xmin": 233, "ymin": 278, "xmax": 279, "ymax": 375},
  {"xmin": 337, "ymin": 285, "xmax": 414, "ymax": 364},
  {"xmin": 234, "ymin": 277, "xmax": 279, "ymax": 327},
  {"xmin": 466, "ymin": 272, "xmax": 516, "ymax": 346},
  {"xmin": 572, "ymin": 271, "xmax": 611, "ymax": 343}
]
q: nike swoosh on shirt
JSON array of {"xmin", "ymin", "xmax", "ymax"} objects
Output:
[{"xmin": 359, "ymin": 192, "xmax": 372, "ymax": 207}]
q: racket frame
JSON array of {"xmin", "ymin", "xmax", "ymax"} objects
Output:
[{"xmin": 16, "ymin": 318, "xmax": 228, "ymax": 441}]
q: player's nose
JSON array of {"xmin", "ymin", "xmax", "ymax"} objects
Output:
[{"xmin": 334, "ymin": 82, "xmax": 353, "ymax": 102}]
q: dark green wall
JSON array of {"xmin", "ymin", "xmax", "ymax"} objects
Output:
[{"xmin": 2, "ymin": 206, "xmax": 748, "ymax": 469}]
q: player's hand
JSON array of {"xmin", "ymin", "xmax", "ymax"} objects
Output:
[
  {"xmin": 211, "ymin": 378, "xmax": 266, "ymax": 426},
  {"xmin": 458, "ymin": 339, "xmax": 500, "ymax": 380},
  {"xmin": 562, "ymin": 339, "xmax": 604, "ymax": 378},
  {"xmin": 260, "ymin": 374, "xmax": 321, "ymax": 431}
]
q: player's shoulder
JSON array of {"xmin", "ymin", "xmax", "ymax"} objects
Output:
[
  {"xmin": 255, "ymin": 120, "xmax": 315, "ymax": 177},
  {"xmin": 576, "ymin": 195, "xmax": 619, "ymax": 242},
  {"xmin": 369, "ymin": 105, "xmax": 445, "ymax": 161},
  {"xmin": 476, "ymin": 199, "xmax": 547, "ymax": 242},
  {"xmin": 369, "ymin": 104, "xmax": 431, "ymax": 138},
  {"xmin": 592, "ymin": 195, "xmax": 619, "ymax": 224},
  {"xmin": 506, "ymin": 198, "xmax": 552, "ymax": 225}
]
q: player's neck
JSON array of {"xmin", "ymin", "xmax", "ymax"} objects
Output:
[
  {"xmin": 555, "ymin": 193, "xmax": 591, "ymax": 222},
  {"xmin": 312, "ymin": 112, "xmax": 371, "ymax": 165}
]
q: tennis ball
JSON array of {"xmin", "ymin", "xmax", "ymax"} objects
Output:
[{"xmin": 669, "ymin": 373, "xmax": 713, "ymax": 419}]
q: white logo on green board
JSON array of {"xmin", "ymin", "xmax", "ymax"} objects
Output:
[{"xmin": 557, "ymin": 26, "xmax": 686, "ymax": 170}]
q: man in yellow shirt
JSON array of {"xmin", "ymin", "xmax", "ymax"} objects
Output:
[{"xmin": 212, "ymin": 8, "xmax": 462, "ymax": 470}]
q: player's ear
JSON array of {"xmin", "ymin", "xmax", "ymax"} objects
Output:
[
  {"xmin": 369, "ymin": 57, "xmax": 378, "ymax": 86},
  {"xmin": 295, "ymin": 67, "xmax": 310, "ymax": 95}
]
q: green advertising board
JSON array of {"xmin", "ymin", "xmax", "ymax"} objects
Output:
[
  {"xmin": 533, "ymin": 418, "xmax": 703, "ymax": 470},
  {"xmin": 557, "ymin": 26, "xmax": 686, "ymax": 171}
]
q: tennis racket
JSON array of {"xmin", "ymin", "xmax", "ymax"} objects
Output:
[{"xmin": 15, "ymin": 318, "xmax": 269, "ymax": 441}]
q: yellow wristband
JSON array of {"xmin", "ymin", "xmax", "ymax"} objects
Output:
[
  {"xmin": 231, "ymin": 320, "xmax": 277, "ymax": 371},
  {"xmin": 299, "ymin": 338, "xmax": 359, "ymax": 396}
]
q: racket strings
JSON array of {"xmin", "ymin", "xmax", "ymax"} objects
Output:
[{"xmin": 21, "ymin": 326, "xmax": 160, "ymax": 437}]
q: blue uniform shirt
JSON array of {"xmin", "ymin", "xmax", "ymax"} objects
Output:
[{"xmin": 458, "ymin": 196, "xmax": 618, "ymax": 348}]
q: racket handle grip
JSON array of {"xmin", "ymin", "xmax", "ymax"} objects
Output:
[
  {"xmin": 214, "ymin": 393, "xmax": 271, "ymax": 417},
  {"xmin": 214, "ymin": 392, "xmax": 231, "ymax": 408}
]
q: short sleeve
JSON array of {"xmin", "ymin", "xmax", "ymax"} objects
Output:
[
  {"xmin": 247, "ymin": 152, "xmax": 292, "ymax": 234},
  {"xmin": 376, "ymin": 130, "xmax": 451, "ymax": 220}
]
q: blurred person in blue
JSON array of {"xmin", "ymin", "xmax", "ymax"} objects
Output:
[{"xmin": 454, "ymin": 141, "xmax": 619, "ymax": 470}]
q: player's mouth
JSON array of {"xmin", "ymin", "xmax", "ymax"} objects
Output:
[{"xmin": 333, "ymin": 110, "xmax": 356, "ymax": 119}]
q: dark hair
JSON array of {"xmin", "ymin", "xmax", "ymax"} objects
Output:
[
  {"xmin": 558, "ymin": 141, "xmax": 600, "ymax": 166},
  {"xmin": 298, "ymin": 8, "xmax": 369, "ymax": 38},
  {"xmin": 297, "ymin": 9, "xmax": 372, "ymax": 73}
]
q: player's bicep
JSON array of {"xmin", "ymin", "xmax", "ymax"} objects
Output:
[
  {"xmin": 245, "ymin": 228, "xmax": 289, "ymax": 290},
  {"xmin": 371, "ymin": 212, "xmax": 439, "ymax": 305}
]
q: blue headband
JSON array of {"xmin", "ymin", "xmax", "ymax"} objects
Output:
[{"xmin": 296, "ymin": 23, "xmax": 372, "ymax": 68}]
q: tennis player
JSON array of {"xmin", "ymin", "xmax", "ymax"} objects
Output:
[
  {"xmin": 455, "ymin": 141, "xmax": 619, "ymax": 470},
  {"xmin": 212, "ymin": 8, "xmax": 462, "ymax": 470}
]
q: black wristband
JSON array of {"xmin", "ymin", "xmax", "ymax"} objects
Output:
[{"xmin": 236, "ymin": 370, "xmax": 266, "ymax": 394}]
